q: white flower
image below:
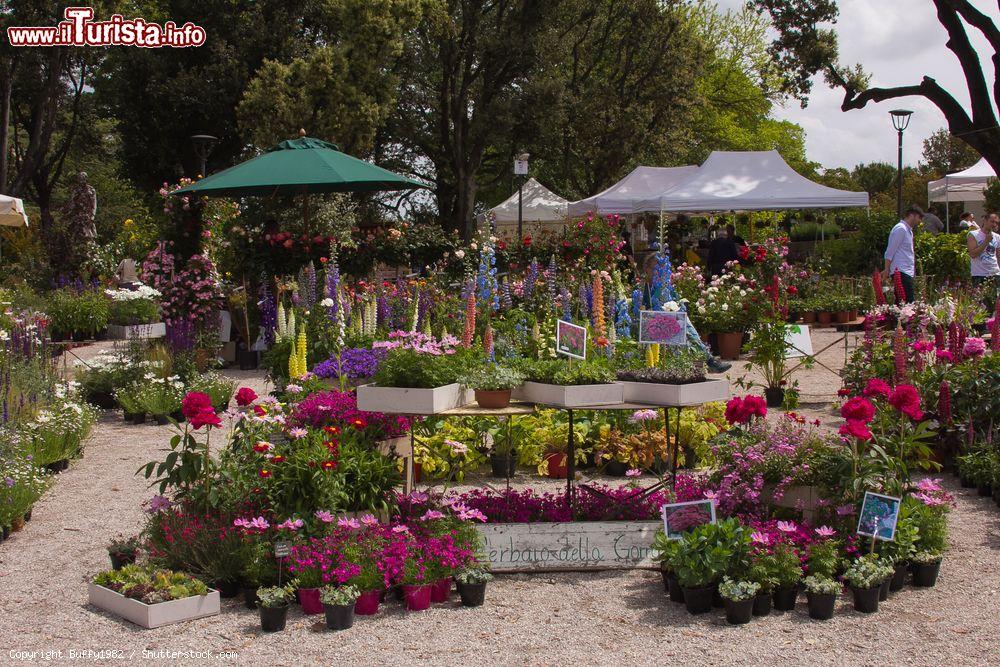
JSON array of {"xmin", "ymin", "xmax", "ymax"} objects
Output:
[
  {"xmin": 454, "ymin": 250, "xmax": 466, "ymax": 259},
  {"xmin": 320, "ymin": 298, "xmax": 335, "ymax": 308},
  {"xmin": 721, "ymin": 304, "xmax": 729, "ymax": 311},
  {"xmin": 661, "ymin": 301, "xmax": 680, "ymax": 312}
]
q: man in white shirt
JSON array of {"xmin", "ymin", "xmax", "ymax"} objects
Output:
[
  {"xmin": 882, "ymin": 206, "xmax": 924, "ymax": 303},
  {"xmin": 967, "ymin": 212, "xmax": 999, "ymax": 295}
]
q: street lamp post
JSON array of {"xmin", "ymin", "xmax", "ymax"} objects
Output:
[
  {"xmin": 190, "ymin": 134, "xmax": 218, "ymax": 178},
  {"xmin": 889, "ymin": 110, "xmax": 913, "ymax": 219},
  {"xmin": 514, "ymin": 153, "xmax": 529, "ymax": 242}
]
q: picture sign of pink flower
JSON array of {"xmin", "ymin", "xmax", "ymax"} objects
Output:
[
  {"xmin": 556, "ymin": 319, "xmax": 587, "ymax": 360},
  {"xmin": 639, "ymin": 310, "xmax": 687, "ymax": 346},
  {"xmin": 660, "ymin": 499, "xmax": 717, "ymax": 539}
]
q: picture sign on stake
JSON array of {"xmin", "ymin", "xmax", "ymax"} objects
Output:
[
  {"xmin": 638, "ymin": 310, "xmax": 688, "ymax": 346},
  {"xmin": 660, "ymin": 499, "xmax": 717, "ymax": 539},
  {"xmin": 784, "ymin": 324, "xmax": 814, "ymax": 359},
  {"xmin": 856, "ymin": 491, "xmax": 901, "ymax": 541},
  {"xmin": 556, "ymin": 319, "xmax": 587, "ymax": 360},
  {"xmin": 274, "ymin": 541, "xmax": 291, "ymax": 558}
]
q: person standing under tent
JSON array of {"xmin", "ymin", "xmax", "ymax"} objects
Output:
[
  {"xmin": 882, "ymin": 206, "xmax": 923, "ymax": 303},
  {"xmin": 641, "ymin": 253, "xmax": 731, "ymax": 373},
  {"xmin": 958, "ymin": 211, "xmax": 979, "ymax": 232},
  {"xmin": 967, "ymin": 212, "xmax": 999, "ymax": 304}
]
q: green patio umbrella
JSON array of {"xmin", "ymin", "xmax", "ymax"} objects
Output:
[{"xmin": 173, "ymin": 135, "xmax": 428, "ymax": 198}]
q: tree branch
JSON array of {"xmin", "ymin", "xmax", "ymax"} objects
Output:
[
  {"xmin": 841, "ymin": 75, "xmax": 973, "ymax": 134},
  {"xmin": 932, "ymin": 0, "xmax": 995, "ymax": 126}
]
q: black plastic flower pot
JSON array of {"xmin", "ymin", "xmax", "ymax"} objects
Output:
[
  {"xmin": 109, "ymin": 552, "xmax": 137, "ymax": 571},
  {"xmin": 23, "ymin": 509, "xmax": 32, "ymax": 522},
  {"xmin": 214, "ymin": 580, "xmax": 240, "ymax": 598},
  {"xmin": 681, "ymin": 585, "xmax": 715, "ymax": 615},
  {"xmin": 457, "ymin": 581, "xmax": 487, "ymax": 607},
  {"xmin": 773, "ymin": 586, "xmax": 798, "ymax": 611},
  {"xmin": 259, "ymin": 605, "xmax": 288, "ymax": 632},
  {"xmin": 243, "ymin": 587, "xmax": 259, "ymax": 609},
  {"xmin": 666, "ymin": 573, "xmax": 685, "ymax": 604},
  {"xmin": 154, "ymin": 414, "xmax": 171, "ymax": 426},
  {"xmin": 806, "ymin": 592, "xmax": 836, "ymax": 620},
  {"xmin": 489, "ymin": 453, "xmax": 517, "ymax": 478},
  {"xmin": 752, "ymin": 592, "xmax": 773, "ymax": 616},
  {"xmin": 764, "ymin": 387, "xmax": 785, "ymax": 408},
  {"xmin": 890, "ymin": 562, "xmax": 908, "ymax": 591},
  {"xmin": 850, "ymin": 585, "xmax": 880, "ymax": 614},
  {"xmin": 605, "ymin": 461, "xmax": 628, "ymax": 477},
  {"xmin": 238, "ymin": 350, "xmax": 259, "ymax": 371},
  {"xmin": 912, "ymin": 560, "xmax": 941, "ymax": 587},
  {"xmin": 130, "ymin": 412, "xmax": 146, "ymax": 425},
  {"xmin": 659, "ymin": 569, "xmax": 670, "ymax": 592},
  {"xmin": 724, "ymin": 598, "xmax": 754, "ymax": 625},
  {"xmin": 324, "ymin": 603, "xmax": 355, "ymax": 631},
  {"xmin": 878, "ymin": 577, "xmax": 890, "ymax": 601},
  {"xmin": 959, "ymin": 476, "xmax": 974, "ymax": 489},
  {"xmin": 977, "ymin": 484, "xmax": 992, "ymax": 497}
]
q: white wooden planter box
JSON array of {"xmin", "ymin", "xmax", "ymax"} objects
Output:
[
  {"xmin": 477, "ymin": 521, "xmax": 659, "ymax": 572},
  {"xmin": 619, "ymin": 379, "xmax": 730, "ymax": 407},
  {"xmin": 107, "ymin": 323, "xmax": 166, "ymax": 340},
  {"xmin": 515, "ymin": 381, "xmax": 623, "ymax": 408},
  {"xmin": 356, "ymin": 383, "xmax": 474, "ymax": 415},
  {"xmin": 88, "ymin": 584, "xmax": 220, "ymax": 628}
]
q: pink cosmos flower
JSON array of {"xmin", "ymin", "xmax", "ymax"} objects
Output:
[
  {"xmin": 421, "ymin": 510, "xmax": 445, "ymax": 521},
  {"xmin": 360, "ymin": 514, "xmax": 379, "ymax": 526},
  {"xmin": 625, "ymin": 468, "xmax": 642, "ymax": 478},
  {"xmin": 337, "ymin": 517, "xmax": 361, "ymax": 529},
  {"xmin": 314, "ymin": 510, "xmax": 336, "ymax": 523},
  {"xmin": 751, "ymin": 531, "xmax": 770, "ymax": 545},
  {"xmin": 409, "ymin": 491, "xmax": 429, "ymax": 503},
  {"xmin": 915, "ymin": 478, "xmax": 943, "ymax": 492},
  {"xmin": 912, "ymin": 492, "xmax": 947, "ymax": 507},
  {"xmin": 276, "ymin": 518, "xmax": 303, "ymax": 531},
  {"xmin": 146, "ymin": 494, "xmax": 171, "ymax": 513},
  {"xmin": 249, "ymin": 517, "xmax": 270, "ymax": 531},
  {"xmin": 285, "ymin": 383, "xmax": 303, "ymax": 394},
  {"xmin": 391, "ymin": 525, "xmax": 410, "ymax": 534},
  {"xmin": 630, "ymin": 409, "xmax": 658, "ymax": 423},
  {"xmin": 776, "ymin": 520, "xmax": 797, "ymax": 533},
  {"xmin": 815, "ymin": 526, "xmax": 836, "ymax": 538}
]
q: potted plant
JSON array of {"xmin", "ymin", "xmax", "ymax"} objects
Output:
[
  {"xmin": 907, "ymin": 492, "xmax": 949, "ymax": 588},
  {"xmin": 669, "ymin": 520, "xmax": 746, "ymax": 615},
  {"xmin": 911, "ymin": 550, "xmax": 943, "ymax": 587},
  {"xmin": 518, "ymin": 359, "xmax": 623, "ymax": 408},
  {"xmin": 239, "ymin": 541, "xmax": 277, "ymax": 610},
  {"xmin": 187, "ymin": 373, "xmax": 236, "ymax": 412},
  {"xmin": 137, "ymin": 376, "xmax": 184, "ymax": 425},
  {"xmin": 401, "ymin": 565, "xmax": 432, "ymax": 612},
  {"xmin": 770, "ymin": 542, "xmax": 803, "ymax": 611},
  {"xmin": 256, "ymin": 585, "xmax": 294, "ymax": 632},
  {"xmin": 288, "ymin": 548, "xmax": 325, "ymax": 615},
  {"xmin": 843, "ymin": 555, "xmax": 893, "ymax": 613},
  {"xmin": 458, "ymin": 363, "xmax": 525, "ymax": 409},
  {"xmin": 89, "ymin": 565, "xmax": 219, "ymax": 628},
  {"xmin": 455, "ymin": 567, "xmax": 492, "ymax": 607},
  {"xmin": 743, "ymin": 314, "xmax": 793, "ymax": 408},
  {"xmin": 616, "ymin": 349, "xmax": 729, "ymax": 406},
  {"xmin": 320, "ymin": 584, "xmax": 359, "ymax": 631},
  {"xmin": 718, "ymin": 577, "xmax": 759, "ymax": 625},
  {"xmin": 803, "ymin": 575, "xmax": 840, "ymax": 620},
  {"xmin": 879, "ymin": 510, "xmax": 917, "ymax": 592},
  {"xmin": 651, "ymin": 531, "xmax": 684, "ymax": 603},
  {"xmin": 486, "ymin": 417, "xmax": 528, "ymax": 478},
  {"xmin": 105, "ymin": 285, "xmax": 164, "ymax": 339},
  {"xmin": 107, "ymin": 534, "xmax": 140, "ymax": 570},
  {"xmin": 114, "ymin": 383, "xmax": 146, "ymax": 424},
  {"xmin": 360, "ymin": 341, "xmax": 475, "ymax": 414}
]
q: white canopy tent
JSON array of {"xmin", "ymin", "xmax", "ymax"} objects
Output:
[
  {"xmin": 566, "ymin": 166, "xmax": 699, "ymax": 217},
  {"xmin": 478, "ymin": 177, "xmax": 568, "ymax": 239},
  {"xmin": 0, "ymin": 194, "xmax": 29, "ymax": 262},
  {"xmin": 635, "ymin": 150, "xmax": 869, "ymax": 212},
  {"xmin": 928, "ymin": 157, "xmax": 994, "ymax": 203}
]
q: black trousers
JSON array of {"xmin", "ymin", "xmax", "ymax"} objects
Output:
[{"xmin": 898, "ymin": 272, "xmax": 915, "ymax": 303}]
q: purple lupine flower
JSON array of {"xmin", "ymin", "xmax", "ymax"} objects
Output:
[{"xmin": 524, "ymin": 259, "xmax": 539, "ymax": 300}]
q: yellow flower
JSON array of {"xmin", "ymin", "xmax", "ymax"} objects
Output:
[{"xmin": 123, "ymin": 218, "xmax": 134, "ymax": 227}]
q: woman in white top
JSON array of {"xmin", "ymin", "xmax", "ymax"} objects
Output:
[{"xmin": 967, "ymin": 213, "xmax": 999, "ymax": 302}]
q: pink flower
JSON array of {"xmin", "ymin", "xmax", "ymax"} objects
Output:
[
  {"xmin": 912, "ymin": 492, "xmax": 946, "ymax": 507},
  {"xmin": 815, "ymin": 526, "xmax": 836, "ymax": 538},
  {"xmin": 840, "ymin": 396, "xmax": 876, "ymax": 423},
  {"xmin": 359, "ymin": 514, "xmax": 379, "ymax": 526},
  {"xmin": 839, "ymin": 419, "xmax": 872, "ymax": 442},
  {"xmin": 276, "ymin": 518, "xmax": 303, "ymax": 531},
  {"xmin": 751, "ymin": 530, "xmax": 770, "ymax": 545},
  {"xmin": 625, "ymin": 468, "xmax": 642, "ymax": 478},
  {"xmin": 314, "ymin": 510, "xmax": 336, "ymax": 523},
  {"xmin": 285, "ymin": 383, "xmax": 303, "ymax": 394},
  {"xmin": 889, "ymin": 384, "xmax": 923, "ymax": 420},
  {"xmin": 862, "ymin": 378, "xmax": 891, "ymax": 399},
  {"xmin": 963, "ymin": 337, "xmax": 986, "ymax": 357},
  {"xmin": 289, "ymin": 427, "xmax": 308, "ymax": 439},
  {"xmin": 421, "ymin": 510, "xmax": 445, "ymax": 521},
  {"xmin": 337, "ymin": 517, "xmax": 361, "ymax": 529},
  {"xmin": 835, "ymin": 504, "xmax": 855, "ymax": 516},
  {"xmin": 145, "ymin": 494, "xmax": 171, "ymax": 513},
  {"xmin": 391, "ymin": 525, "xmax": 410, "ymax": 534},
  {"xmin": 235, "ymin": 387, "xmax": 258, "ymax": 406},
  {"xmin": 915, "ymin": 478, "xmax": 943, "ymax": 492},
  {"xmin": 935, "ymin": 349, "xmax": 954, "ymax": 363},
  {"xmin": 776, "ymin": 520, "xmax": 797, "ymax": 533},
  {"xmin": 249, "ymin": 517, "xmax": 270, "ymax": 531},
  {"xmin": 630, "ymin": 409, "xmax": 658, "ymax": 423}
]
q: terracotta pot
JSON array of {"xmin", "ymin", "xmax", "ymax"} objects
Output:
[
  {"xmin": 474, "ymin": 389, "xmax": 512, "ymax": 409},
  {"xmin": 543, "ymin": 452, "xmax": 568, "ymax": 479},
  {"xmin": 412, "ymin": 462, "xmax": 423, "ymax": 484},
  {"xmin": 835, "ymin": 311, "xmax": 850, "ymax": 324},
  {"xmin": 817, "ymin": 311, "xmax": 833, "ymax": 326},
  {"xmin": 849, "ymin": 309, "xmax": 859, "ymax": 320},
  {"xmin": 716, "ymin": 332, "xmax": 743, "ymax": 360},
  {"xmin": 802, "ymin": 312, "xmax": 817, "ymax": 325},
  {"xmin": 10, "ymin": 516, "xmax": 24, "ymax": 532}
]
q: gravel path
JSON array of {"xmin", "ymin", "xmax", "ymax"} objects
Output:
[{"xmin": 0, "ymin": 339, "xmax": 997, "ymax": 665}]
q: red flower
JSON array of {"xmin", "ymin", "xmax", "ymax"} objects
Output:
[
  {"xmin": 181, "ymin": 392, "xmax": 213, "ymax": 420},
  {"xmin": 272, "ymin": 455, "xmax": 286, "ymax": 463},
  {"xmin": 320, "ymin": 460, "xmax": 337, "ymax": 471},
  {"xmin": 862, "ymin": 378, "xmax": 891, "ymax": 400},
  {"xmin": 840, "ymin": 396, "xmax": 876, "ymax": 424},
  {"xmin": 788, "ymin": 285, "xmax": 798, "ymax": 295},
  {"xmin": 253, "ymin": 442, "xmax": 271, "ymax": 453},
  {"xmin": 888, "ymin": 384, "xmax": 923, "ymax": 420},
  {"xmin": 738, "ymin": 245, "xmax": 750, "ymax": 260},
  {"xmin": 839, "ymin": 419, "xmax": 872, "ymax": 441},
  {"xmin": 323, "ymin": 426, "xmax": 341, "ymax": 435},
  {"xmin": 837, "ymin": 388, "xmax": 850, "ymax": 397},
  {"xmin": 523, "ymin": 236, "xmax": 532, "ymax": 246},
  {"xmin": 258, "ymin": 469, "xmax": 272, "ymax": 479},
  {"xmin": 253, "ymin": 405, "xmax": 267, "ymax": 417},
  {"xmin": 351, "ymin": 418, "xmax": 367, "ymax": 431},
  {"xmin": 189, "ymin": 409, "xmax": 222, "ymax": 430},
  {"xmin": 725, "ymin": 395, "xmax": 767, "ymax": 425},
  {"xmin": 235, "ymin": 387, "xmax": 258, "ymax": 407}
]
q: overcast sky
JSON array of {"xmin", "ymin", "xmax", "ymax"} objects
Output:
[{"xmin": 717, "ymin": 0, "xmax": 1000, "ymax": 171}]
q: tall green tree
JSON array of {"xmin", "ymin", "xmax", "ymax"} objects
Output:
[
  {"xmin": 850, "ymin": 162, "xmax": 896, "ymax": 198},
  {"xmin": 921, "ymin": 127, "xmax": 981, "ymax": 175}
]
